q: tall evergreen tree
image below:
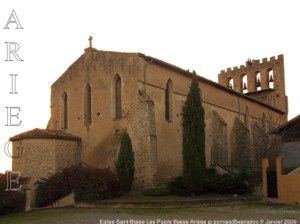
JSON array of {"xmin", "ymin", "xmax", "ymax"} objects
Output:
[
  {"xmin": 116, "ymin": 132, "xmax": 135, "ymax": 192},
  {"xmin": 182, "ymin": 72, "xmax": 206, "ymax": 193}
]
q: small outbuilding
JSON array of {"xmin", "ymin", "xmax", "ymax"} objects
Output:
[
  {"xmin": 262, "ymin": 115, "xmax": 300, "ymax": 204},
  {"xmin": 10, "ymin": 128, "xmax": 81, "ymax": 202},
  {"xmin": 272, "ymin": 115, "xmax": 300, "ymax": 169}
]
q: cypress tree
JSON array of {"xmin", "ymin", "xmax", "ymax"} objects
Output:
[
  {"xmin": 182, "ymin": 72, "xmax": 206, "ymax": 194},
  {"xmin": 116, "ymin": 132, "xmax": 135, "ymax": 192}
]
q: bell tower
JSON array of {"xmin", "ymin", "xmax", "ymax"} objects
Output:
[{"xmin": 218, "ymin": 55, "xmax": 288, "ymax": 114}]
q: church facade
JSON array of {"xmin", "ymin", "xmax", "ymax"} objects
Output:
[{"xmin": 11, "ymin": 40, "xmax": 288, "ymax": 189}]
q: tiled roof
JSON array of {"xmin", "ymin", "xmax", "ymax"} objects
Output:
[{"xmin": 10, "ymin": 128, "xmax": 81, "ymax": 142}]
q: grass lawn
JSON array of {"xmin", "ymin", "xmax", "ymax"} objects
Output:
[
  {"xmin": 103, "ymin": 193, "xmax": 255, "ymax": 202},
  {"xmin": 0, "ymin": 204, "xmax": 299, "ymax": 224}
]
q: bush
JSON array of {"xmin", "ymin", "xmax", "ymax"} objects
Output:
[
  {"xmin": 143, "ymin": 185, "xmax": 170, "ymax": 196},
  {"xmin": 116, "ymin": 132, "xmax": 135, "ymax": 192},
  {"xmin": 35, "ymin": 166, "xmax": 77, "ymax": 207},
  {"xmin": 0, "ymin": 173, "xmax": 27, "ymax": 216},
  {"xmin": 168, "ymin": 176, "xmax": 189, "ymax": 196},
  {"xmin": 35, "ymin": 166, "xmax": 122, "ymax": 207},
  {"xmin": 168, "ymin": 168, "xmax": 253, "ymax": 196},
  {"xmin": 205, "ymin": 174, "xmax": 248, "ymax": 194},
  {"xmin": 75, "ymin": 167, "xmax": 121, "ymax": 202},
  {"xmin": 204, "ymin": 168, "xmax": 252, "ymax": 195}
]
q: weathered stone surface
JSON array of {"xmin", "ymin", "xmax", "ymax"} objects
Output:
[
  {"xmin": 12, "ymin": 48, "xmax": 288, "ymax": 190},
  {"xmin": 12, "ymin": 138, "xmax": 81, "ymax": 206}
]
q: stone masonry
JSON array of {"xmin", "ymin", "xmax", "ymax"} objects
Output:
[{"xmin": 11, "ymin": 40, "xmax": 288, "ymax": 189}]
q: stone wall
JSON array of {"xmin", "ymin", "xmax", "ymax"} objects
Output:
[
  {"xmin": 48, "ymin": 49, "xmax": 159, "ymax": 189},
  {"xmin": 49, "ymin": 49, "xmax": 141, "ymax": 170},
  {"xmin": 218, "ymin": 55, "xmax": 288, "ymax": 113},
  {"xmin": 12, "ymin": 138, "xmax": 81, "ymax": 205},
  {"xmin": 47, "ymin": 48, "xmax": 287, "ymax": 188},
  {"xmin": 283, "ymin": 141, "xmax": 300, "ymax": 168},
  {"xmin": 139, "ymin": 58, "xmax": 286, "ymax": 181},
  {"xmin": 126, "ymin": 91, "xmax": 158, "ymax": 188}
]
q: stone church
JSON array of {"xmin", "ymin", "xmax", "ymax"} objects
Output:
[{"xmin": 11, "ymin": 38, "xmax": 288, "ymax": 189}]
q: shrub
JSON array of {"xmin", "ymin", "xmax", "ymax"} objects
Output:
[
  {"xmin": 116, "ymin": 132, "xmax": 135, "ymax": 192},
  {"xmin": 206, "ymin": 167, "xmax": 217, "ymax": 177},
  {"xmin": 168, "ymin": 168, "xmax": 252, "ymax": 196},
  {"xmin": 168, "ymin": 176, "xmax": 189, "ymax": 196},
  {"xmin": 75, "ymin": 167, "xmax": 121, "ymax": 202},
  {"xmin": 35, "ymin": 166, "xmax": 77, "ymax": 207},
  {"xmin": 143, "ymin": 185, "xmax": 170, "ymax": 196},
  {"xmin": 35, "ymin": 166, "xmax": 122, "ymax": 207},
  {"xmin": 0, "ymin": 173, "xmax": 27, "ymax": 216},
  {"xmin": 205, "ymin": 168, "xmax": 252, "ymax": 195},
  {"xmin": 182, "ymin": 73, "xmax": 206, "ymax": 194}
]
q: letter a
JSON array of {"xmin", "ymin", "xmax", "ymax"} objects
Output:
[{"xmin": 3, "ymin": 10, "xmax": 23, "ymax": 29}]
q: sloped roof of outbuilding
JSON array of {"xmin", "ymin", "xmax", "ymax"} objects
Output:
[
  {"xmin": 272, "ymin": 115, "xmax": 300, "ymax": 135},
  {"xmin": 10, "ymin": 128, "xmax": 81, "ymax": 142}
]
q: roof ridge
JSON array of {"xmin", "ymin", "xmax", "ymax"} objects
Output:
[{"xmin": 10, "ymin": 128, "xmax": 81, "ymax": 142}]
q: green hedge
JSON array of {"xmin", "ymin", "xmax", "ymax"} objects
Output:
[
  {"xmin": 35, "ymin": 166, "xmax": 121, "ymax": 207},
  {"xmin": 143, "ymin": 185, "xmax": 170, "ymax": 196},
  {"xmin": 0, "ymin": 173, "xmax": 27, "ymax": 216},
  {"xmin": 168, "ymin": 168, "xmax": 253, "ymax": 196},
  {"xmin": 205, "ymin": 174, "xmax": 249, "ymax": 194},
  {"xmin": 168, "ymin": 176, "xmax": 189, "ymax": 196}
]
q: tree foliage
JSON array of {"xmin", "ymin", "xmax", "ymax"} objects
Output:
[
  {"xmin": 35, "ymin": 166, "xmax": 121, "ymax": 207},
  {"xmin": 0, "ymin": 173, "xmax": 28, "ymax": 215},
  {"xmin": 182, "ymin": 73, "xmax": 206, "ymax": 193},
  {"xmin": 251, "ymin": 116, "xmax": 283, "ymax": 168},
  {"xmin": 116, "ymin": 132, "xmax": 135, "ymax": 192}
]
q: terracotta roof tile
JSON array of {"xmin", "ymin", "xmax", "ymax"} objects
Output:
[{"xmin": 10, "ymin": 128, "xmax": 81, "ymax": 142}]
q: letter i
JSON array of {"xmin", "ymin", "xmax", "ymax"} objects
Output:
[{"xmin": 9, "ymin": 74, "xmax": 18, "ymax": 94}]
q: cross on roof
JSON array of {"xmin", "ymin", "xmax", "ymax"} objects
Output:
[{"xmin": 88, "ymin": 36, "xmax": 93, "ymax": 48}]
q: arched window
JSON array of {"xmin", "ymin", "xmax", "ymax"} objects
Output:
[
  {"xmin": 255, "ymin": 72, "xmax": 261, "ymax": 91},
  {"xmin": 230, "ymin": 118, "xmax": 251, "ymax": 167},
  {"xmin": 84, "ymin": 83, "xmax": 92, "ymax": 126},
  {"xmin": 211, "ymin": 111, "xmax": 228, "ymax": 166},
  {"xmin": 62, "ymin": 91, "xmax": 68, "ymax": 129},
  {"xmin": 268, "ymin": 69, "xmax": 274, "ymax": 89},
  {"xmin": 114, "ymin": 75, "xmax": 122, "ymax": 119},
  {"xmin": 242, "ymin": 74, "xmax": 248, "ymax": 93},
  {"xmin": 228, "ymin": 78, "xmax": 234, "ymax": 90},
  {"xmin": 165, "ymin": 79, "xmax": 173, "ymax": 122}
]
